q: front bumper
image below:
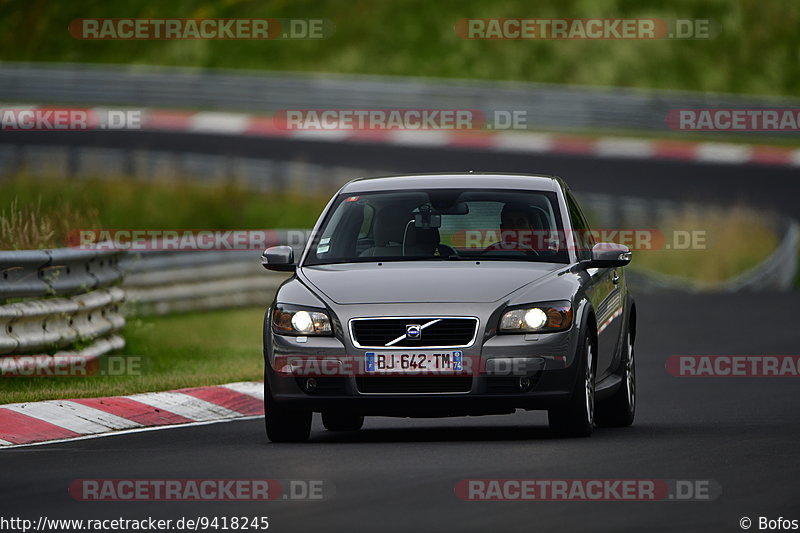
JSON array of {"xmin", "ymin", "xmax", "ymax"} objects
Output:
[{"xmin": 264, "ymin": 323, "xmax": 582, "ymax": 417}]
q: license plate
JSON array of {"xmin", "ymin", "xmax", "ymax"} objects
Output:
[{"xmin": 365, "ymin": 351, "xmax": 463, "ymax": 373}]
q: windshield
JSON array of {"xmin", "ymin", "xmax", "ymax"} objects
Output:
[{"xmin": 303, "ymin": 188, "xmax": 569, "ymax": 266}]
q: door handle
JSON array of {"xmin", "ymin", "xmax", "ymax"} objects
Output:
[{"xmin": 611, "ymin": 271, "xmax": 620, "ymax": 285}]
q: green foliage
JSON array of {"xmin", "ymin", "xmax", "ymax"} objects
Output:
[{"xmin": 0, "ymin": 0, "xmax": 797, "ymax": 96}]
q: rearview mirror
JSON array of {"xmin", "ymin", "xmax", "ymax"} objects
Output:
[
  {"xmin": 435, "ymin": 202, "xmax": 469, "ymax": 215},
  {"xmin": 261, "ymin": 245, "xmax": 295, "ymax": 272},
  {"xmin": 582, "ymin": 242, "xmax": 632, "ymax": 269},
  {"xmin": 414, "ymin": 212, "xmax": 442, "ymax": 228}
]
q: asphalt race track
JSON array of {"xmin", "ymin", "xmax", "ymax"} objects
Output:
[
  {"xmin": 2, "ymin": 290, "xmax": 798, "ymax": 533},
  {"xmin": 3, "ymin": 130, "xmax": 799, "ymax": 218}
]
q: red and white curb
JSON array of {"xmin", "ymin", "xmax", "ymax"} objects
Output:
[
  {"xmin": 141, "ymin": 109, "xmax": 800, "ymax": 167},
  {"xmin": 0, "ymin": 381, "xmax": 264, "ymax": 448},
  {"xmin": 5, "ymin": 105, "xmax": 800, "ymax": 167}
]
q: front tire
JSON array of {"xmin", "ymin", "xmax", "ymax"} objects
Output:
[
  {"xmin": 595, "ymin": 327, "xmax": 636, "ymax": 428},
  {"xmin": 548, "ymin": 334, "xmax": 595, "ymax": 438},
  {"xmin": 264, "ymin": 385, "xmax": 311, "ymax": 443}
]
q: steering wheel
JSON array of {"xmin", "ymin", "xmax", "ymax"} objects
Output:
[
  {"xmin": 435, "ymin": 243, "xmax": 458, "ymax": 257},
  {"xmin": 482, "ymin": 242, "xmax": 540, "ymax": 257}
]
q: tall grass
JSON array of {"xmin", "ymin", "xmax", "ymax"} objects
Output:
[
  {"xmin": 0, "ymin": 197, "xmax": 99, "ymax": 250},
  {"xmin": 0, "ymin": 174, "xmax": 328, "ymax": 249}
]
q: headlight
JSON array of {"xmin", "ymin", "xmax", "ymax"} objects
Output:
[
  {"xmin": 272, "ymin": 305, "xmax": 333, "ymax": 336},
  {"xmin": 499, "ymin": 302, "xmax": 573, "ymax": 333}
]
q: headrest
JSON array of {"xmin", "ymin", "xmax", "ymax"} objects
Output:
[
  {"xmin": 406, "ymin": 226, "xmax": 440, "ymax": 252},
  {"xmin": 373, "ymin": 205, "xmax": 412, "ymax": 245}
]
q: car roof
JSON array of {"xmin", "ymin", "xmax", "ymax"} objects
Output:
[{"xmin": 339, "ymin": 173, "xmax": 562, "ymax": 194}]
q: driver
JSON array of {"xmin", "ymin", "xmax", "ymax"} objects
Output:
[{"xmin": 486, "ymin": 203, "xmax": 536, "ymax": 251}]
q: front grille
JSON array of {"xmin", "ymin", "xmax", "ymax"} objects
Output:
[
  {"xmin": 356, "ymin": 376, "xmax": 473, "ymax": 394},
  {"xmin": 351, "ymin": 317, "xmax": 478, "ymax": 348}
]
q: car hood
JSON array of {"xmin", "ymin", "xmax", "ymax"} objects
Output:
[{"xmin": 300, "ymin": 261, "xmax": 563, "ymax": 304}]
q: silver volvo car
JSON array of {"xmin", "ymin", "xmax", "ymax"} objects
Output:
[{"xmin": 262, "ymin": 173, "xmax": 636, "ymax": 442}]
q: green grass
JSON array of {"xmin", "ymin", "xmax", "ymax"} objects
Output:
[
  {"xmin": 1, "ymin": 0, "xmax": 799, "ymax": 97},
  {"xmin": 0, "ymin": 307, "xmax": 266, "ymax": 404},
  {"xmin": 0, "ymin": 174, "xmax": 328, "ymax": 249}
]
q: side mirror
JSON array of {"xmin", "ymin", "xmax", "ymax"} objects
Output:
[
  {"xmin": 582, "ymin": 242, "xmax": 632, "ymax": 269},
  {"xmin": 261, "ymin": 245, "xmax": 295, "ymax": 272}
]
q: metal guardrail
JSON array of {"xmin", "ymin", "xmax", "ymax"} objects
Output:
[
  {"xmin": 0, "ymin": 233, "xmax": 307, "ymax": 355},
  {"xmin": 0, "ymin": 287, "xmax": 125, "ymax": 356},
  {"xmin": 120, "ymin": 249, "xmax": 299, "ymax": 316},
  {"xmin": 124, "ymin": 271, "xmax": 286, "ymax": 316},
  {"xmin": 0, "ymin": 248, "xmax": 123, "ymax": 301},
  {"xmin": 2, "ymin": 62, "xmax": 799, "ymax": 134},
  {"xmin": 118, "ymin": 231, "xmax": 310, "ymax": 274},
  {"xmin": 0, "ymin": 249, "xmax": 125, "ymax": 356},
  {"xmin": 118, "ymin": 233, "xmax": 306, "ymax": 314}
]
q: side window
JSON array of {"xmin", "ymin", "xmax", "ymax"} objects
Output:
[
  {"xmin": 358, "ymin": 204, "xmax": 375, "ymax": 239},
  {"xmin": 565, "ymin": 190, "xmax": 594, "ymax": 260},
  {"xmin": 317, "ymin": 199, "xmax": 366, "ymax": 259}
]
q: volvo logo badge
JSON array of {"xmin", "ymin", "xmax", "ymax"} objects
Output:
[{"xmin": 405, "ymin": 324, "xmax": 422, "ymax": 339}]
